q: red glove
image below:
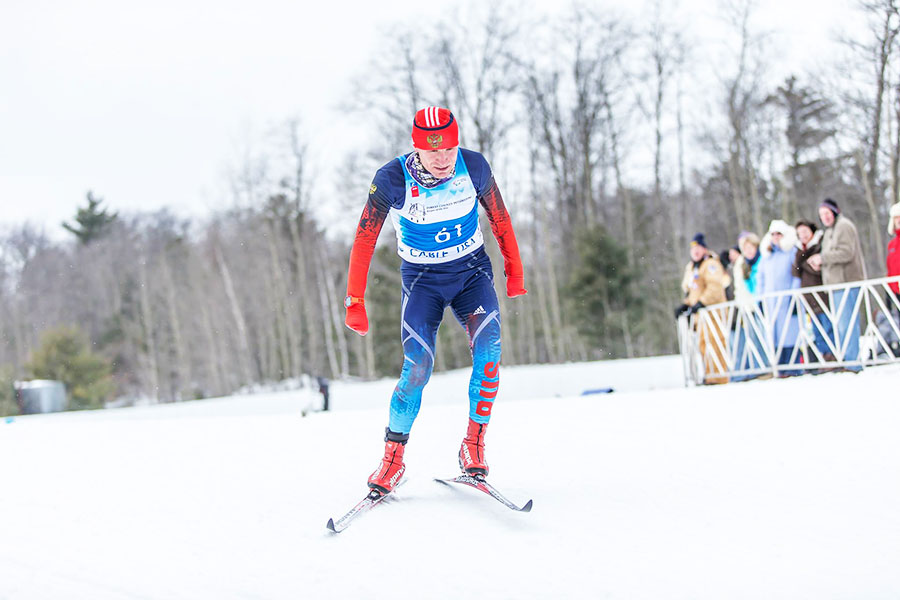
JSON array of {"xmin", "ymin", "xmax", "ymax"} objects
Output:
[
  {"xmin": 345, "ymin": 301, "xmax": 368, "ymax": 336},
  {"xmin": 506, "ymin": 275, "xmax": 527, "ymax": 298}
]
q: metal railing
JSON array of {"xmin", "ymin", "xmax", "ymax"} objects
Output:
[{"xmin": 677, "ymin": 276, "xmax": 900, "ymax": 386}]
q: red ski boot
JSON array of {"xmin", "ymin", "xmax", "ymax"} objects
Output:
[
  {"xmin": 458, "ymin": 419, "xmax": 489, "ymax": 476},
  {"xmin": 367, "ymin": 437, "xmax": 407, "ymax": 494}
]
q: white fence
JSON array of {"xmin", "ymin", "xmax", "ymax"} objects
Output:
[{"xmin": 677, "ymin": 276, "xmax": 900, "ymax": 386}]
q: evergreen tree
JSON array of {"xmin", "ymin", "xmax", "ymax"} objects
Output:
[
  {"xmin": 0, "ymin": 365, "xmax": 17, "ymax": 417},
  {"xmin": 367, "ymin": 246, "xmax": 403, "ymax": 376},
  {"xmin": 766, "ymin": 76, "xmax": 838, "ymax": 219},
  {"xmin": 26, "ymin": 326, "xmax": 115, "ymax": 410},
  {"xmin": 63, "ymin": 191, "xmax": 118, "ymax": 245},
  {"xmin": 567, "ymin": 226, "xmax": 644, "ymax": 358}
]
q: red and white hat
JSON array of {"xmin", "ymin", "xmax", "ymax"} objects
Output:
[{"xmin": 412, "ymin": 107, "xmax": 459, "ymax": 150}]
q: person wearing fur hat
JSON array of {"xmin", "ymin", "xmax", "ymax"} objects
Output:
[
  {"xmin": 758, "ymin": 220, "xmax": 802, "ymax": 376},
  {"xmin": 344, "ymin": 107, "xmax": 527, "ymax": 495},
  {"xmin": 793, "ymin": 219, "xmax": 831, "ymax": 358},
  {"xmin": 676, "ymin": 233, "xmax": 729, "ymax": 384},
  {"xmin": 808, "ymin": 198, "xmax": 866, "ymax": 369}
]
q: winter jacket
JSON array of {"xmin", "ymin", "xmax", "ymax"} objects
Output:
[
  {"xmin": 821, "ymin": 215, "xmax": 866, "ymax": 285},
  {"xmin": 680, "ymin": 253, "xmax": 728, "ymax": 308},
  {"xmin": 792, "ymin": 229, "xmax": 827, "ymax": 313},
  {"xmin": 732, "ymin": 251, "xmax": 761, "ymax": 305},
  {"xmin": 758, "ymin": 229, "xmax": 801, "ymax": 348},
  {"xmin": 887, "ymin": 234, "xmax": 900, "ymax": 294}
]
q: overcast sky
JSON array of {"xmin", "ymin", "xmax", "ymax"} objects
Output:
[{"xmin": 0, "ymin": 0, "xmax": 858, "ymax": 240}]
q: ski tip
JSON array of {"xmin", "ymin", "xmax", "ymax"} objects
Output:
[
  {"xmin": 520, "ymin": 499, "xmax": 533, "ymax": 513},
  {"xmin": 326, "ymin": 518, "xmax": 338, "ymax": 533}
]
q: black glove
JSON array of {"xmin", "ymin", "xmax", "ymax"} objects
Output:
[
  {"xmin": 674, "ymin": 303, "xmax": 690, "ymax": 319},
  {"xmin": 685, "ymin": 301, "xmax": 704, "ymax": 317}
]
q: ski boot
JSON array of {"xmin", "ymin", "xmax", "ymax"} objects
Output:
[
  {"xmin": 458, "ymin": 419, "xmax": 488, "ymax": 476},
  {"xmin": 367, "ymin": 429, "xmax": 408, "ymax": 494}
]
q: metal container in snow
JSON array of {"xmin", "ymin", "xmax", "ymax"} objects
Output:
[{"xmin": 14, "ymin": 380, "xmax": 67, "ymax": 414}]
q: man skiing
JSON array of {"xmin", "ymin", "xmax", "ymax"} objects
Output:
[{"xmin": 343, "ymin": 107, "xmax": 527, "ymax": 495}]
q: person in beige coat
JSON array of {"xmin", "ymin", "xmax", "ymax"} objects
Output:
[
  {"xmin": 676, "ymin": 233, "xmax": 729, "ymax": 384},
  {"xmin": 807, "ymin": 198, "xmax": 865, "ymax": 369}
]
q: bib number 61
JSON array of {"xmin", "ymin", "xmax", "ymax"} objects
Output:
[{"xmin": 434, "ymin": 224, "xmax": 463, "ymax": 244}]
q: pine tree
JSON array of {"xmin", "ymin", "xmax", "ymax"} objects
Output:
[
  {"xmin": 766, "ymin": 76, "xmax": 838, "ymax": 219},
  {"xmin": 26, "ymin": 326, "xmax": 115, "ymax": 410},
  {"xmin": 62, "ymin": 191, "xmax": 118, "ymax": 245},
  {"xmin": 567, "ymin": 226, "xmax": 644, "ymax": 358},
  {"xmin": 0, "ymin": 365, "xmax": 17, "ymax": 417}
]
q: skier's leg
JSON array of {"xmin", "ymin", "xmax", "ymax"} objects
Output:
[
  {"xmin": 369, "ymin": 269, "xmax": 445, "ymax": 492},
  {"xmin": 388, "ymin": 270, "xmax": 445, "ymax": 435},
  {"xmin": 450, "ymin": 260, "xmax": 501, "ymax": 474}
]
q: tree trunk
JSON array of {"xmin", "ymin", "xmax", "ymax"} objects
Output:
[
  {"xmin": 137, "ymin": 253, "xmax": 159, "ymax": 402},
  {"xmin": 160, "ymin": 252, "xmax": 190, "ymax": 401},
  {"xmin": 214, "ymin": 243, "xmax": 254, "ymax": 385},
  {"xmin": 856, "ymin": 149, "xmax": 886, "ymax": 266}
]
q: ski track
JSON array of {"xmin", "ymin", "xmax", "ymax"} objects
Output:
[{"xmin": 1, "ymin": 358, "xmax": 899, "ymax": 599}]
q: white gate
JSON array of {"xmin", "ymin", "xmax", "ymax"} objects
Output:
[{"xmin": 677, "ymin": 276, "xmax": 900, "ymax": 386}]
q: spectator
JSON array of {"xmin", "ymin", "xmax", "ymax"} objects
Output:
[
  {"xmin": 758, "ymin": 220, "xmax": 801, "ymax": 376},
  {"xmin": 888, "ymin": 202, "xmax": 900, "ymax": 302},
  {"xmin": 732, "ymin": 232, "xmax": 769, "ymax": 380},
  {"xmin": 317, "ymin": 376, "xmax": 330, "ymax": 412},
  {"xmin": 793, "ymin": 219, "xmax": 831, "ymax": 360},
  {"xmin": 676, "ymin": 233, "xmax": 729, "ymax": 384},
  {"xmin": 719, "ymin": 248, "xmax": 736, "ymax": 301},
  {"xmin": 886, "ymin": 202, "xmax": 900, "ymax": 355},
  {"xmin": 807, "ymin": 198, "xmax": 866, "ymax": 370},
  {"xmin": 728, "ymin": 246, "xmax": 742, "ymax": 270},
  {"xmin": 733, "ymin": 232, "xmax": 762, "ymax": 301}
]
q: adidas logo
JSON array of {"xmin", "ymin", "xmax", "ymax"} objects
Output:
[{"xmin": 473, "ymin": 305, "xmax": 486, "ymax": 315}]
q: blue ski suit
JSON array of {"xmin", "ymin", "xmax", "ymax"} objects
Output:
[{"xmin": 345, "ymin": 148, "xmax": 526, "ymax": 435}]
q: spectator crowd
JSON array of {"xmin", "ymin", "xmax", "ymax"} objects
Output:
[{"xmin": 676, "ymin": 198, "xmax": 900, "ymax": 384}]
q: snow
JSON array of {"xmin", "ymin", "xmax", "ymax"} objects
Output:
[{"xmin": 2, "ymin": 356, "xmax": 899, "ymax": 599}]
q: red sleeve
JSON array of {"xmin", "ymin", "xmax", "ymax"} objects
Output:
[
  {"xmin": 478, "ymin": 177, "xmax": 523, "ymax": 280},
  {"xmin": 346, "ymin": 197, "xmax": 389, "ymax": 299},
  {"xmin": 888, "ymin": 236, "xmax": 900, "ymax": 293}
]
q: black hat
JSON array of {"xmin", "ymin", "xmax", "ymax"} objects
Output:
[
  {"xmin": 819, "ymin": 198, "xmax": 840, "ymax": 218},
  {"xmin": 690, "ymin": 233, "xmax": 707, "ymax": 248}
]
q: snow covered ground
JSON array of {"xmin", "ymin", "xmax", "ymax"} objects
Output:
[{"xmin": 2, "ymin": 356, "xmax": 899, "ymax": 600}]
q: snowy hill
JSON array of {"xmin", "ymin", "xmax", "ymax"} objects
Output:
[{"xmin": 1, "ymin": 357, "xmax": 899, "ymax": 600}]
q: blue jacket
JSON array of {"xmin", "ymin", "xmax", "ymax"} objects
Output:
[{"xmin": 758, "ymin": 233, "xmax": 801, "ymax": 348}]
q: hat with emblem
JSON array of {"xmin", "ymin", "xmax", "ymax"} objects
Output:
[{"xmin": 412, "ymin": 107, "xmax": 459, "ymax": 150}]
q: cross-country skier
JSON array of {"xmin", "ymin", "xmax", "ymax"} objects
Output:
[{"xmin": 344, "ymin": 107, "xmax": 527, "ymax": 494}]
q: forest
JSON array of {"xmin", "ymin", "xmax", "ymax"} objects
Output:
[{"xmin": 2, "ymin": 0, "xmax": 900, "ymax": 410}]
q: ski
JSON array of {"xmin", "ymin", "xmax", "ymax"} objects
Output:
[
  {"xmin": 326, "ymin": 488, "xmax": 392, "ymax": 533},
  {"xmin": 435, "ymin": 474, "xmax": 533, "ymax": 512},
  {"xmin": 327, "ymin": 478, "xmax": 408, "ymax": 533}
]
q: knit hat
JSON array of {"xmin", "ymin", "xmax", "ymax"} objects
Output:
[
  {"xmin": 412, "ymin": 107, "xmax": 459, "ymax": 150},
  {"xmin": 690, "ymin": 232, "xmax": 707, "ymax": 248},
  {"xmin": 889, "ymin": 202, "xmax": 900, "ymax": 235},
  {"xmin": 819, "ymin": 197, "xmax": 840, "ymax": 219}
]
